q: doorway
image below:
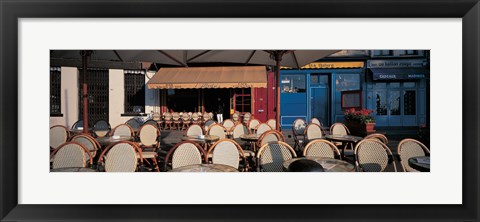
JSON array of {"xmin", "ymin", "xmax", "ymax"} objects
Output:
[
  {"xmin": 373, "ymin": 82, "xmax": 417, "ymax": 126},
  {"xmin": 310, "ymin": 74, "xmax": 330, "ymax": 126}
]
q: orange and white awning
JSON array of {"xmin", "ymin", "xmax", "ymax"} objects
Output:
[{"xmin": 147, "ymin": 66, "xmax": 267, "ymax": 89}]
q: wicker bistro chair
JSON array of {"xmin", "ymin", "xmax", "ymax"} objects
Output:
[
  {"xmin": 310, "ymin": 118, "xmax": 322, "ymax": 127},
  {"xmin": 70, "ymin": 134, "xmax": 101, "ymax": 161},
  {"xmin": 144, "ymin": 119, "xmax": 159, "ymax": 128},
  {"xmin": 242, "ymin": 112, "xmax": 252, "ymax": 125},
  {"xmin": 125, "ymin": 118, "xmax": 142, "ymax": 133},
  {"xmin": 163, "ymin": 112, "xmax": 173, "ymax": 130},
  {"xmin": 207, "ymin": 139, "xmax": 246, "ymax": 171},
  {"xmin": 303, "ymin": 139, "xmax": 341, "ymax": 159},
  {"xmin": 191, "ymin": 113, "xmax": 201, "ymax": 125},
  {"xmin": 98, "ymin": 141, "xmax": 144, "ymax": 172},
  {"xmin": 93, "ymin": 120, "xmax": 111, "ymax": 138},
  {"xmin": 164, "ymin": 141, "xmax": 207, "ymax": 170},
  {"xmin": 232, "ymin": 112, "xmax": 241, "ymax": 124},
  {"xmin": 256, "ymin": 141, "xmax": 297, "ymax": 172},
  {"xmin": 181, "ymin": 114, "xmax": 191, "ymax": 130},
  {"xmin": 247, "ymin": 119, "xmax": 260, "ymax": 133},
  {"xmin": 172, "ymin": 112, "xmax": 182, "ymax": 130},
  {"xmin": 71, "ymin": 120, "xmax": 84, "ymax": 130},
  {"xmin": 111, "ymin": 124, "xmax": 135, "ymax": 137},
  {"xmin": 256, "ymin": 130, "xmax": 285, "ymax": 148},
  {"xmin": 364, "ymin": 133, "xmax": 389, "ymax": 145},
  {"xmin": 292, "ymin": 118, "xmax": 307, "ymax": 152},
  {"xmin": 50, "ymin": 142, "xmax": 93, "ymax": 169},
  {"xmin": 354, "ymin": 139, "xmax": 397, "ymax": 172},
  {"xmin": 330, "ymin": 122, "xmax": 353, "ymax": 150},
  {"xmin": 137, "ymin": 124, "xmax": 161, "ymax": 171},
  {"xmin": 207, "ymin": 124, "xmax": 227, "ymax": 140},
  {"xmin": 231, "ymin": 123, "xmax": 249, "ymax": 146},
  {"xmin": 266, "ymin": 119, "xmax": 276, "ymax": 130},
  {"xmin": 152, "ymin": 112, "xmax": 163, "ymax": 130},
  {"xmin": 185, "ymin": 124, "xmax": 204, "ymax": 137},
  {"xmin": 255, "ymin": 123, "xmax": 272, "ymax": 136},
  {"xmin": 202, "ymin": 112, "xmax": 211, "ymax": 124},
  {"xmin": 50, "ymin": 125, "xmax": 70, "ymax": 151},
  {"xmin": 304, "ymin": 123, "xmax": 324, "ymax": 143},
  {"xmin": 222, "ymin": 119, "xmax": 235, "ymax": 135},
  {"xmin": 397, "ymin": 138, "xmax": 430, "ymax": 172},
  {"xmin": 203, "ymin": 119, "xmax": 217, "ymax": 133}
]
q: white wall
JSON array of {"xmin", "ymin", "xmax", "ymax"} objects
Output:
[
  {"xmin": 49, "ymin": 67, "xmax": 78, "ymax": 128},
  {"xmin": 109, "ymin": 69, "xmax": 127, "ymax": 127}
]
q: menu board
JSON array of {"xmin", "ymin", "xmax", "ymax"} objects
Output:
[{"xmin": 341, "ymin": 90, "xmax": 362, "ymax": 109}]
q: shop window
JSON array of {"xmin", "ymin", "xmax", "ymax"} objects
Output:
[
  {"xmin": 310, "ymin": 74, "xmax": 329, "ymax": 87},
  {"xmin": 373, "ymin": 50, "xmax": 393, "ymax": 56},
  {"xmin": 281, "ymin": 75, "xmax": 306, "ymax": 93},
  {"xmin": 234, "ymin": 94, "xmax": 251, "ymax": 113},
  {"xmin": 400, "ymin": 50, "xmax": 418, "ymax": 55},
  {"xmin": 78, "ymin": 68, "xmax": 109, "ymax": 124},
  {"xmin": 389, "ymin": 91, "xmax": 401, "ymax": 115},
  {"xmin": 50, "ymin": 67, "xmax": 61, "ymax": 116},
  {"xmin": 124, "ymin": 70, "xmax": 145, "ymax": 114},
  {"xmin": 404, "ymin": 82, "xmax": 416, "ymax": 88},
  {"xmin": 390, "ymin": 82, "xmax": 400, "ymax": 88},
  {"xmin": 404, "ymin": 90, "xmax": 416, "ymax": 115},
  {"xmin": 335, "ymin": 74, "xmax": 360, "ymax": 91},
  {"xmin": 375, "ymin": 91, "xmax": 387, "ymax": 115}
]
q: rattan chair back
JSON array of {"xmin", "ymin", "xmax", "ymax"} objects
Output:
[
  {"xmin": 255, "ymin": 123, "xmax": 272, "ymax": 135},
  {"xmin": 71, "ymin": 120, "xmax": 84, "ymax": 129},
  {"xmin": 257, "ymin": 130, "xmax": 285, "ymax": 147},
  {"xmin": 310, "ymin": 118, "xmax": 322, "ymax": 126},
  {"xmin": 182, "ymin": 114, "xmax": 191, "ymax": 122},
  {"xmin": 204, "ymin": 119, "xmax": 216, "ymax": 132},
  {"xmin": 292, "ymin": 118, "xmax": 306, "ymax": 136},
  {"xmin": 164, "ymin": 112, "xmax": 173, "ymax": 121},
  {"xmin": 243, "ymin": 112, "xmax": 252, "ymax": 124},
  {"xmin": 222, "ymin": 119, "xmax": 235, "ymax": 131},
  {"xmin": 165, "ymin": 141, "xmax": 206, "ymax": 169},
  {"xmin": 144, "ymin": 119, "xmax": 158, "ymax": 127},
  {"xmin": 354, "ymin": 139, "xmax": 396, "ymax": 172},
  {"xmin": 207, "ymin": 124, "xmax": 227, "ymax": 139},
  {"xmin": 248, "ymin": 119, "xmax": 260, "ymax": 131},
  {"xmin": 364, "ymin": 133, "xmax": 389, "ymax": 145},
  {"xmin": 71, "ymin": 134, "xmax": 100, "ymax": 159},
  {"xmin": 203, "ymin": 112, "xmax": 211, "ymax": 121},
  {"xmin": 232, "ymin": 112, "xmax": 240, "ymax": 122},
  {"xmin": 397, "ymin": 138, "xmax": 430, "ymax": 172},
  {"xmin": 111, "ymin": 124, "xmax": 134, "ymax": 137},
  {"xmin": 50, "ymin": 125, "xmax": 70, "ymax": 150},
  {"xmin": 257, "ymin": 141, "xmax": 297, "ymax": 172},
  {"xmin": 330, "ymin": 122, "xmax": 350, "ymax": 135},
  {"xmin": 305, "ymin": 123, "xmax": 324, "ymax": 141},
  {"xmin": 207, "ymin": 139, "xmax": 245, "ymax": 169},
  {"xmin": 232, "ymin": 123, "xmax": 249, "ymax": 139},
  {"xmin": 266, "ymin": 119, "xmax": 276, "ymax": 129},
  {"xmin": 93, "ymin": 120, "xmax": 111, "ymax": 137},
  {"xmin": 125, "ymin": 118, "xmax": 142, "ymax": 131},
  {"xmin": 98, "ymin": 141, "xmax": 143, "ymax": 172},
  {"xmin": 172, "ymin": 112, "xmax": 180, "ymax": 121},
  {"xmin": 51, "ymin": 142, "xmax": 92, "ymax": 169},
  {"xmin": 138, "ymin": 123, "xmax": 160, "ymax": 149},
  {"xmin": 185, "ymin": 124, "xmax": 204, "ymax": 137},
  {"xmin": 152, "ymin": 112, "xmax": 161, "ymax": 121},
  {"xmin": 303, "ymin": 139, "xmax": 340, "ymax": 159}
]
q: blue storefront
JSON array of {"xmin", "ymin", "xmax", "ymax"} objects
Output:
[{"xmin": 280, "ymin": 62, "xmax": 365, "ymax": 129}]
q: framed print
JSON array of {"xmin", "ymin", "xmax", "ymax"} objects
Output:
[{"xmin": 1, "ymin": 0, "xmax": 479, "ymax": 221}]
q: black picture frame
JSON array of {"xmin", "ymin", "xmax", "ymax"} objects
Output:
[{"xmin": 1, "ymin": 0, "xmax": 478, "ymax": 221}]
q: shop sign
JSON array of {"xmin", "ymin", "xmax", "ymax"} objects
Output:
[
  {"xmin": 373, "ymin": 73, "xmax": 426, "ymax": 80},
  {"xmin": 367, "ymin": 59, "xmax": 427, "ymax": 68}
]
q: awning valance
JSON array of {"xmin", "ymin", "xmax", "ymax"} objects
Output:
[
  {"xmin": 369, "ymin": 68, "xmax": 429, "ymax": 80},
  {"xmin": 147, "ymin": 66, "xmax": 267, "ymax": 89}
]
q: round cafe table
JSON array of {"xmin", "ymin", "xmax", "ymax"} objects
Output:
[
  {"xmin": 50, "ymin": 167, "xmax": 98, "ymax": 172},
  {"xmin": 239, "ymin": 134, "xmax": 260, "ymax": 152},
  {"xmin": 324, "ymin": 134, "xmax": 363, "ymax": 159},
  {"xmin": 408, "ymin": 156, "xmax": 430, "ymax": 172},
  {"xmin": 283, "ymin": 157, "xmax": 355, "ymax": 172},
  {"xmin": 169, "ymin": 164, "xmax": 238, "ymax": 172},
  {"xmin": 181, "ymin": 135, "xmax": 220, "ymax": 150},
  {"xmin": 95, "ymin": 135, "xmax": 133, "ymax": 147}
]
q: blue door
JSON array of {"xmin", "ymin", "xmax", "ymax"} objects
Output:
[
  {"xmin": 310, "ymin": 87, "xmax": 329, "ymax": 126},
  {"xmin": 373, "ymin": 82, "xmax": 418, "ymax": 127}
]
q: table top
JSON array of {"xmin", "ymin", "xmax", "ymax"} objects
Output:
[
  {"xmin": 283, "ymin": 157, "xmax": 355, "ymax": 172},
  {"xmin": 51, "ymin": 167, "xmax": 98, "ymax": 172},
  {"xmin": 181, "ymin": 135, "xmax": 220, "ymax": 144},
  {"xmin": 239, "ymin": 134, "xmax": 260, "ymax": 141},
  {"xmin": 408, "ymin": 156, "xmax": 430, "ymax": 172},
  {"xmin": 95, "ymin": 136, "xmax": 133, "ymax": 146},
  {"xmin": 169, "ymin": 164, "xmax": 238, "ymax": 172},
  {"xmin": 325, "ymin": 134, "xmax": 363, "ymax": 143}
]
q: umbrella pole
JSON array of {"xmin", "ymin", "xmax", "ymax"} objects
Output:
[{"xmin": 81, "ymin": 50, "xmax": 92, "ymax": 134}]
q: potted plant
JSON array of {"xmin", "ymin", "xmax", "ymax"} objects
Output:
[{"xmin": 343, "ymin": 108, "xmax": 376, "ymax": 135}]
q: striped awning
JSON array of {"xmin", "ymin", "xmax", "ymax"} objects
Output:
[{"xmin": 147, "ymin": 66, "xmax": 267, "ymax": 89}]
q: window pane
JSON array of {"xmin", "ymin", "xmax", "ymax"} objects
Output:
[
  {"xmin": 374, "ymin": 82, "xmax": 387, "ymax": 89},
  {"xmin": 404, "ymin": 90, "xmax": 416, "ymax": 115},
  {"xmin": 403, "ymin": 82, "xmax": 416, "ymax": 88},
  {"xmin": 390, "ymin": 82, "xmax": 400, "ymax": 88},
  {"xmin": 375, "ymin": 91, "xmax": 387, "ymax": 115},
  {"xmin": 389, "ymin": 91, "xmax": 401, "ymax": 115},
  {"xmin": 335, "ymin": 74, "xmax": 360, "ymax": 91},
  {"xmin": 124, "ymin": 71, "xmax": 145, "ymax": 114},
  {"xmin": 50, "ymin": 67, "xmax": 61, "ymax": 114},
  {"xmin": 281, "ymin": 75, "xmax": 306, "ymax": 93}
]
